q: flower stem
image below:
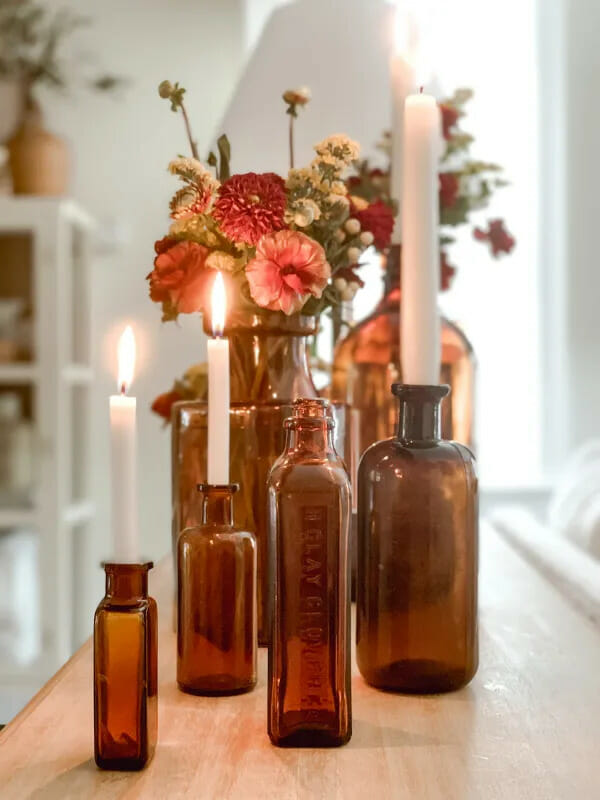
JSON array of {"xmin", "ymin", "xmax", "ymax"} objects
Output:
[
  {"xmin": 289, "ymin": 113, "xmax": 294, "ymax": 170},
  {"xmin": 180, "ymin": 100, "xmax": 199, "ymax": 160}
]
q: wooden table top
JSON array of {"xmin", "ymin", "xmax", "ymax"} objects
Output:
[{"xmin": 0, "ymin": 522, "xmax": 597, "ymax": 800}]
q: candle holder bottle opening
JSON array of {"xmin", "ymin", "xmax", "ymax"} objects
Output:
[
  {"xmin": 94, "ymin": 561, "xmax": 158, "ymax": 771},
  {"xmin": 356, "ymin": 383, "xmax": 478, "ymax": 694},
  {"xmin": 177, "ymin": 482, "xmax": 257, "ymax": 695},
  {"xmin": 268, "ymin": 398, "xmax": 352, "ymax": 747}
]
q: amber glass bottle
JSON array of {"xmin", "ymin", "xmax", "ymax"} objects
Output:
[
  {"xmin": 331, "ymin": 246, "xmax": 475, "ymax": 454},
  {"xmin": 177, "ymin": 483, "xmax": 257, "ymax": 695},
  {"xmin": 356, "ymin": 384, "xmax": 478, "ymax": 693},
  {"xmin": 94, "ymin": 562, "xmax": 158, "ymax": 770},
  {"xmin": 268, "ymin": 398, "xmax": 351, "ymax": 746}
]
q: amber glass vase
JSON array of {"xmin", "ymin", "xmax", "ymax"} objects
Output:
[
  {"xmin": 356, "ymin": 384, "xmax": 478, "ymax": 693},
  {"xmin": 172, "ymin": 311, "xmax": 350, "ymax": 646},
  {"xmin": 94, "ymin": 562, "xmax": 158, "ymax": 770},
  {"xmin": 268, "ymin": 398, "xmax": 351, "ymax": 747},
  {"xmin": 177, "ymin": 483, "xmax": 257, "ymax": 695},
  {"xmin": 331, "ymin": 245, "xmax": 475, "ymax": 456}
]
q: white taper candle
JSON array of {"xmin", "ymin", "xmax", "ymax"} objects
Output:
[
  {"xmin": 207, "ymin": 272, "xmax": 230, "ymax": 484},
  {"xmin": 110, "ymin": 326, "xmax": 138, "ymax": 562},
  {"xmin": 401, "ymin": 91, "xmax": 441, "ymax": 384}
]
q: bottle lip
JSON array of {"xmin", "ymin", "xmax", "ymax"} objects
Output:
[
  {"xmin": 284, "ymin": 416, "xmax": 335, "ymax": 430},
  {"xmin": 102, "ymin": 561, "xmax": 154, "ymax": 572},
  {"xmin": 197, "ymin": 483, "xmax": 240, "ymax": 494},
  {"xmin": 391, "ymin": 383, "xmax": 450, "ymax": 401}
]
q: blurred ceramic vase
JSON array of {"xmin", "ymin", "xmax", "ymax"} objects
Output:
[
  {"xmin": 7, "ymin": 103, "xmax": 68, "ymax": 196},
  {"xmin": 268, "ymin": 398, "xmax": 351, "ymax": 746},
  {"xmin": 356, "ymin": 384, "xmax": 478, "ymax": 693}
]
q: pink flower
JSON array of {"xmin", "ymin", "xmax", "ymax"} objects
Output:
[
  {"xmin": 246, "ymin": 230, "xmax": 330, "ymax": 315},
  {"xmin": 213, "ymin": 172, "xmax": 287, "ymax": 245}
]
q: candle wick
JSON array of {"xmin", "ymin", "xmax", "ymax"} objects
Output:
[
  {"xmin": 120, "ymin": 383, "xmax": 127, "ymax": 396},
  {"xmin": 419, "ymin": 85, "xmax": 424, "ymax": 94}
]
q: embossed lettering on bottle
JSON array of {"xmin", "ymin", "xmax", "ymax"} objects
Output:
[{"xmin": 299, "ymin": 505, "xmax": 328, "ymax": 715}]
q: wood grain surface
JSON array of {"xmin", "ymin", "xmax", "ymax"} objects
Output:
[{"xmin": 0, "ymin": 522, "xmax": 597, "ymax": 799}]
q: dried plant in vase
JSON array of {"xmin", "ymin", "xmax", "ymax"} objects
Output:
[{"xmin": 0, "ymin": 0, "xmax": 123, "ymax": 193}]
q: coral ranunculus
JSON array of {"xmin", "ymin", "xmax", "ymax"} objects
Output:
[
  {"xmin": 213, "ymin": 172, "xmax": 287, "ymax": 245},
  {"xmin": 354, "ymin": 200, "xmax": 395, "ymax": 250},
  {"xmin": 147, "ymin": 239, "xmax": 211, "ymax": 314},
  {"xmin": 151, "ymin": 389, "xmax": 183, "ymax": 421},
  {"xmin": 246, "ymin": 230, "xmax": 330, "ymax": 315}
]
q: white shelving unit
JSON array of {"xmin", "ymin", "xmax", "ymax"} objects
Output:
[{"xmin": 0, "ymin": 198, "xmax": 96, "ymax": 716}]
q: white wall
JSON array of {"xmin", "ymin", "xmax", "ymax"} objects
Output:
[{"xmin": 36, "ymin": 0, "xmax": 244, "ymax": 628}]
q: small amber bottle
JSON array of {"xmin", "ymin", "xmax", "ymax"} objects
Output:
[
  {"xmin": 268, "ymin": 398, "xmax": 352, "ymax": 747},
  {"xmin": 356, "ymin": 384, "xmax": 478, "ymax": 693},
  {"xmin": 177, "ymin": 483, "xmax": 257, "ymax": 695},
  {"xmin": 94, "ymin": 562, "xmax": 158, "ymax": 770}
]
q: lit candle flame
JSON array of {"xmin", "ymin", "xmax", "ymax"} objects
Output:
[
  {"xmin": 117, "ymin": 325, "xmax": 136, "ymax": 394},
  {"xmin": 211, "ymin": 272, "xmax": 227, "ymax": 337}
]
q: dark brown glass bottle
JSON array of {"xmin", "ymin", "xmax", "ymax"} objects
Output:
[
  {"xmin": 94, "ymin": 562, "xmax": 158, "ymax": 770},
  {"xmin": 177, "ymin": 483, "xmax": 257, "ymax": 695},
  {"xmin": 268, "ymin": 398, "xmax": 351, "ymax": 746},
  {"xmin": 356, "ymin": 384, "xmax": 478, "ymax": 693}
]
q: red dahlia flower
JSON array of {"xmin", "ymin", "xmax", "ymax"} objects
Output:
[
  {"xmin": 213, "ymin": 172, "xmax": 287, "ymax": 245},
  {"xmin": 353, "ymin": 200, "xmax": 394, "ymax": 250},
  {"xmin": 439, "ymin": 172, "xmax": 460, "ymax": 209},
  {"xmin": 147, "ymin": 240, "xmax": 211, "ymax": 314},
  {"xmin": 473, "ymin": 219, "xmax": 516, "ymax": 257},
  {"xmin": 246, "ymin": 230, "xmax": 330, "ymax": 315}
]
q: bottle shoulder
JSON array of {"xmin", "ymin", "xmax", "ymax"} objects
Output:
[
  {"xmin": 268, "ymin": 453, "xmax": 350, "ymax": 491},
  {"xmin": 178, "ymin": 525, "xmax": 255, "ymax": 545},
  {"xmin": 359, "ymin": 437, "xmax": 477, "ymax": 473}
]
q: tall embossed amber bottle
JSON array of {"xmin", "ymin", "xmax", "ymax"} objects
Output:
[
  {"xmin": 177, "ymin": 483, "xmax": 257, "ymax": 695},
  {"xmin": 94, "ymin": 562, "xmax": 158, "ymax": 770},
  {"xmin": 356, "ymin": 384, "xmax": 478, "ymax": 693},
  {"xmin": 267, "ymin": 398, "xmax": 351, "ymax": 746}
]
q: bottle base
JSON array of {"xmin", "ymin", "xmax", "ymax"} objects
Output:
[
  {"xmin": 361, "ymin": 659, "xmax": 476, "ymax": 694},
  {"xmin": 177, "ymin": 674, "xmax": 256, "ymax": 696},
  {"xmin": 95, "ymin": 753, "xmax": 152, "ymax": 771},
  {"xmin": 269, "ymin": 729, "xmax": 351, "ymax": 748}
]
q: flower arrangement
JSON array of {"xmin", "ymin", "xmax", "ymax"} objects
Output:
[
  {"xmin": 347, "ymin": 88, "xmax": 515, "ymax": 290},
  {"xmin": 147, "ymin": 82, "xmax": 389, "ymax": 325}
]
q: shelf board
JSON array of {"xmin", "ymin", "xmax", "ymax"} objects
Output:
[{"xmin": 0, "ymin": 364, "xmax": 38, "ymax": 384}]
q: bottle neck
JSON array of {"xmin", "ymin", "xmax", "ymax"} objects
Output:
[
  {"xmin": 285, "ymin": 398, "xmax": 336, "ymax": 456},
  {"xmin": 285, "ymin": 421, "xmax": 335, "ymax": 455},
  {"xmin": 198, "ymin": 484, "xmax": 236, "ymax": 526},
  {"xmin": 104, "ymin": 562, "xmax": 152, "ymax": 603},
  {"xmin": 393, "ymin": 384, "xmax": 450, "ymax": 443}
]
